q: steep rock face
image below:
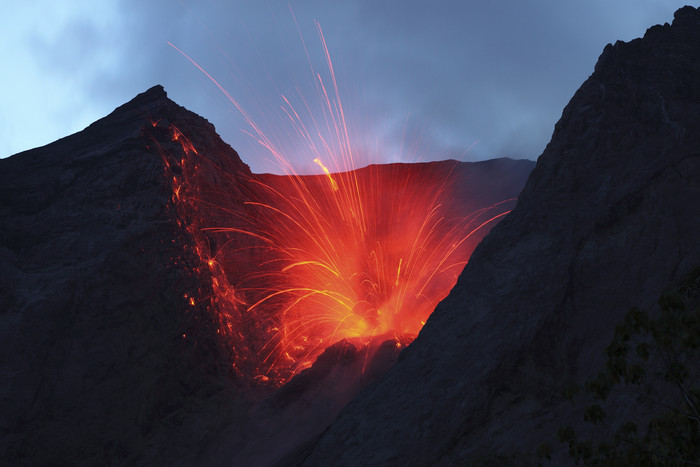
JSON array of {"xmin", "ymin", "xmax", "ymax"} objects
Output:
[
  {"xmin": 0, "ymin": 85, "xmax": 251, "ymax": 466},
  {"xmin": 303, "ymin": 6, "xmax": 700, "ymax": 465}
]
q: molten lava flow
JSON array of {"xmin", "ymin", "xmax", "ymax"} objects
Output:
[{"xmin": 161, "ymin": 26, "xmax": 515, "ymax": 385}]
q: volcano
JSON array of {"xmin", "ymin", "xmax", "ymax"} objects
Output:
[
  {"xmin": 0, "ymin": 82, "xmax": 532, "ymax": 464},
  {"xmin": 3, "ymin": 6, "xmax": 699, "ymax": 465}
]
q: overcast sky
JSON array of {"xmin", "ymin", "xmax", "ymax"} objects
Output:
[{"xmin": 0, "ymin": 1, "xmax": 687, "ymax": 174}]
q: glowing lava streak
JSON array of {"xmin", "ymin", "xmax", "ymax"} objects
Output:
[{"xmin": 165, "ymin": 25, "xmax": 516, "ymax": 385}]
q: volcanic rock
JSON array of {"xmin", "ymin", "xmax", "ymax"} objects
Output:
[
  {"xmin": 203, "ymin": 336, "xmax": 410, "ymax": 466},
  {"xmin": 301, "ymin": 6, "xmax": 700, "ymax": 465}
]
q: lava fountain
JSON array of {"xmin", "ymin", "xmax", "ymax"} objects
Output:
[{"xmin": 161, "ymin": 25, "xmax": 516, "ymax": 386}]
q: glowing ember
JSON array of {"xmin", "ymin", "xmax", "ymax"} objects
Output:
[{"xmin": 159, "ymin": 25, "xmax": 517, "ymax": 385}]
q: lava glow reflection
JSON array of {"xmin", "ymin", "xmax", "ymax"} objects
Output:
[{"xmin": 162, "ymin": 26, "xmax": 515, "ymax": 385}]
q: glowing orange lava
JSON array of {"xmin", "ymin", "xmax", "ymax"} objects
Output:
[
  {"xmin": 238, "ymin": 164, "xmax": 512, "ymax": 379},
  {"xmin": 160, "ymin": 25, "xmax": 516, "ymax": 385}
]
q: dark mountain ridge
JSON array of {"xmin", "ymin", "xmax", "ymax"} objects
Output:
[{"xmin": 301, "ymin": 6, "xmax": 700, "ymax": 465}]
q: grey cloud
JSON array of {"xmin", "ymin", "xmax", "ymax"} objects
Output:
[{"xmin": 0, "ymin": 0, "xmax": 684, "ymax": 172}]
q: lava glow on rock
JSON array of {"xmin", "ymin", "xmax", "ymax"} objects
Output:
[{"xmin": 159, "ymin": 30, "xmax": 515, "ymax": 385}]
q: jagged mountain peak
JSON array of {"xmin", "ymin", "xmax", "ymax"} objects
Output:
[{"xmin": 672, "ymin": 4, "xmax": 700, "ymax": 25}]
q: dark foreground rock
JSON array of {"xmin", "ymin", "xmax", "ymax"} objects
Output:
[
  {"xmin": 202, "ymin": 336, "xmax": 411, "ymax": 467},
  {"xmin": 301, "ymin": 6, "xmax": 700, "ymax": 466}
]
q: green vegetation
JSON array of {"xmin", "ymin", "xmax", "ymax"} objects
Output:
[{"xmin": 557, "ymin": 267, "xmax": 700, "ymax": 466}]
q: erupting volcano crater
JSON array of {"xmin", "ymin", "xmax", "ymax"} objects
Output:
[
  {"xmin": 0, "ymin": 84, "xmax": 534, "ymax": 465},
  {"xmin": 160, "ymin": 119, "xmax": 531, "ymax": 386}
]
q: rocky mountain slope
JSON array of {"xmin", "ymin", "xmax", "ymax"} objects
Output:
[
  {"xmin": 0, "ymin": 85, "xmax": 253, "ymax": 465},
  {"xmin": 301, "ymin": 6, "xmax": 700, "ymax": 465}
]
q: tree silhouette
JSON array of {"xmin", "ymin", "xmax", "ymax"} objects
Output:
[{"xmin": 557, "ymin": 267, "xmax": 700, "ymax": 466}]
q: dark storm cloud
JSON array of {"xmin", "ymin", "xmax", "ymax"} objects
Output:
[{"xmin": 0, "ymin": 1, "xmax": 684, "ymax": 173}]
